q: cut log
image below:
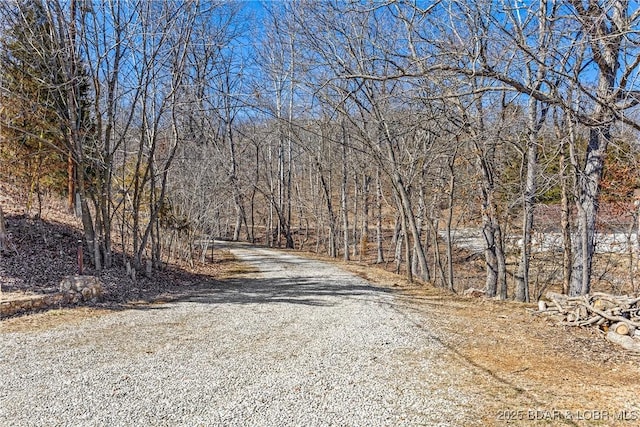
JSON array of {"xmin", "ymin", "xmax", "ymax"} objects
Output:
[
  {"xmin": 577, "ymin": 305, "xmax": 588, "ymax": 320},
  {"xmin": 546, "ymin": 292, "xmax": 569, "ymax": 304},
  {"xmin": 593, "ymin": 298, "xmax": 616, "ymax": 311},
  {"xmin": 578, "ymin": 316, "xmax": 602, "ymax": 326},
  {"xmin": 545, "ymin": 293, "xmax": 569, "ymax": 313},
  {"xmin": 611, "ymin": 322, "xmax": 636, "ymax": 336},
  {"xmin": 606, "ymin": 330, "xmax": 640, "ymax": 352},
  {"xmin": 539, "ymin": 291, "xmax": 640, "ymax": 351},
  {"xmin": 578, "ymin": 301, "xmax": 640, "ymax": 328}
]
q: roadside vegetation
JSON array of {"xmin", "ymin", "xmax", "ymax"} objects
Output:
[{"xmin": 2, "ymin": 0, "xmax": 640, "ymax": 305}]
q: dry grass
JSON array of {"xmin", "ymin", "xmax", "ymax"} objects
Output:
[
  {"xmin": 4, "ymin": 239, "xmax": 640, "ymax": 425},
  {"xmin": 1, "ymin": 307, "xmax": 114, "ymax": 334},
  {"xmin": 330, "ymin": 259, "xmax": 640, "ymax": 425},
  {"xmin": 280, "ymin": 246, "xmax": 640, "ymax": 424},
  {"xmin": 3, "ymin": 183, "xmax": 640, "ymax": 424},
  {"xmin": 214, "ymin": 249, "xmax": 259, "ymax": 279}
]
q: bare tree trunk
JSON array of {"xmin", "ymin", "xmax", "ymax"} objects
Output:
[
  {"xmin": 515, "ymin": 98, "xmax": 548, "ymax": 302},
  {"xmin": 445, "ymin": 150, "xmax": 457, "ymax": 292},
  {"xmin": 0, "ymin": 206, "xmax": 7, "ymax": 252},
  {"xmin": 479, "ymin": 174, "xmax": 507, "ymax": 299},
  {"xmin": 352, "ymin": 173, "xmax": 359, "ymax": 259},
  {"xmin": 268, "ymin": 163, "xmax": 274, "ymax": 248},
  {"xmin": 468, "ymin": 92, "xmax": 507, "ymax": 299},
  {"xmin": 315, "ymin": 155, "xmax": 336, "ymax": 258},
  {"xmin": 413, "ymin": 186, "xmax": 426, "ymax": 279},
  {"xmin": 392, "ymin": 215, "xmax": 402, "ymax": 273},
  {"xmin": 428, "ymin": 215, "xmax": 447, "ymax": 288},
  {"xmin": 341, "ymin": 137, "xmax": 350, "ymax": 261},
  {"xmin": 636, "ymin": 199, "xmax": 640, "ymax": 293},
  {"xmin": 496, "ymin": 222, "xmax": 508, "ymax": 299},
  {"xmin": 376, "ymin": 119, "xmax": 430, "ymax": 281},
  {"xmin": 67, "ymin": 151, "xmax": 75, "ymax": 214},
  {"xmin": 565, "ymin": 0, "xmax": 621, "ymax": 298},
  {"xmin": 391, "ymin": 170, "xmax": 429, "ymax": 281},
  {"xmin": 229, "ymin": 129, "xmax": 247, "ymax": 242},
  {"xmin": 376, "ymin": 168, "xmax": 384, "ymax": 263},
  {"xmin": 250, "ymin": 145, "xmax": 259, "ymax": 243},
  {"xmin": 482, "ymin": 211, "xmax": 498, "ymax": 297},
  {"xmin": 570, "ymin": 127, "xmax": 609, "ymax": 296},
  {"xmin": 360, "ymin": 173, "xmax": 370, "ymax": 261},
  {"xmin": 566, "ymin": 73, "xmax": 614, "ymax": 297},
  {"xmin": 402, "ymin": 210, "xmax": 412, "ymax": 283},
  {"xmin": 558, "ymin": 121, "xmax": 572, "ymax": 295},
  {"xmin": 92, "ymin": 201, "xmax": 103, "ymax": 271}
]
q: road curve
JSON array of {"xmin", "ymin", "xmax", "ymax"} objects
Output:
[{"xmin": 1, "ymin": 242, "xmax": 485, "ymax": 426}]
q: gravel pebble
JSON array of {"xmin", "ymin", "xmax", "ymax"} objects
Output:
[{"xmin": 1, "ymin": 242, "xmax": 483, "ymax": 426}]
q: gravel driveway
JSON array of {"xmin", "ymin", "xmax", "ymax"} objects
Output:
[{"xmin": 1, "ymin": 242, "xmax": 487, "ymax": 426}]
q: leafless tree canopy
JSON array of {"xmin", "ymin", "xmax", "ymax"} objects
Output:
[{"xmin": 2, "ymin": 0, "xmax": 640, "ymax": 299}]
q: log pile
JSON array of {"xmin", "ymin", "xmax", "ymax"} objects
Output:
[{"xmin": 538, "ymin": 291, "xmax": 640, "ymax": 352}]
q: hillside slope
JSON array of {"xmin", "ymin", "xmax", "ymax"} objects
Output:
[{"xmin": 0, "ymin": 184, "xmax": 223, "ymax": 306}]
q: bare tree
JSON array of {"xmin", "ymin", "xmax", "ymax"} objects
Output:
[
  {"xmin": 252, "ymin": 2, "xmax": 302, "ymax": 248},
  {"xmin": 497, "ymin": 1, "xmax": 554, "ymax": 303},
  {"xmin": 1, "ymin": 0, "xmax": 98, "ymax": 262},
  {"xmin": 0, "ymin": 205, "xmax": 7, "ymax": 252},
  {"xmin": 449, "ymin": 0, "xmax": 640, "ymax": 295}
]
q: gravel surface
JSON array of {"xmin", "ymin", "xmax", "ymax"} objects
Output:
[{"xmin": 1, "ymin": 242, "xmax": 487, "ymax": 426}]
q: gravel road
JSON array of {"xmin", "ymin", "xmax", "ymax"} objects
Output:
[{"xmin": 1, "ymin": 242, "xmax": 488, "ymax": 426}]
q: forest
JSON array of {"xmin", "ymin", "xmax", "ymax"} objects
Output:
[{"xmin": 1, "ymin": 0, "xmax": 640, "ymax": 304}]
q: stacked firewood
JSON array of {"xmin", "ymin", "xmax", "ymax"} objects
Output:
[{"xmin": 538, "ymin": 291, "xmax": 640, "ymax": 352}]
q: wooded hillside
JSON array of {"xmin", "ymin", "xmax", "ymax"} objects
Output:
[{"xmin": 2, "ymin": 0, "xmax": 640, "ymax": 303}]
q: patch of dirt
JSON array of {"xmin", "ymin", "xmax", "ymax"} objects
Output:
[{"xmin": 1, "ymin": 307, "xmax": 114, "ymax": 334}]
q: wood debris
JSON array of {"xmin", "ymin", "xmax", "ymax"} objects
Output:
[{"xmin": 537, "ymin": 291, "xmax": 640, "ymax": 352}]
